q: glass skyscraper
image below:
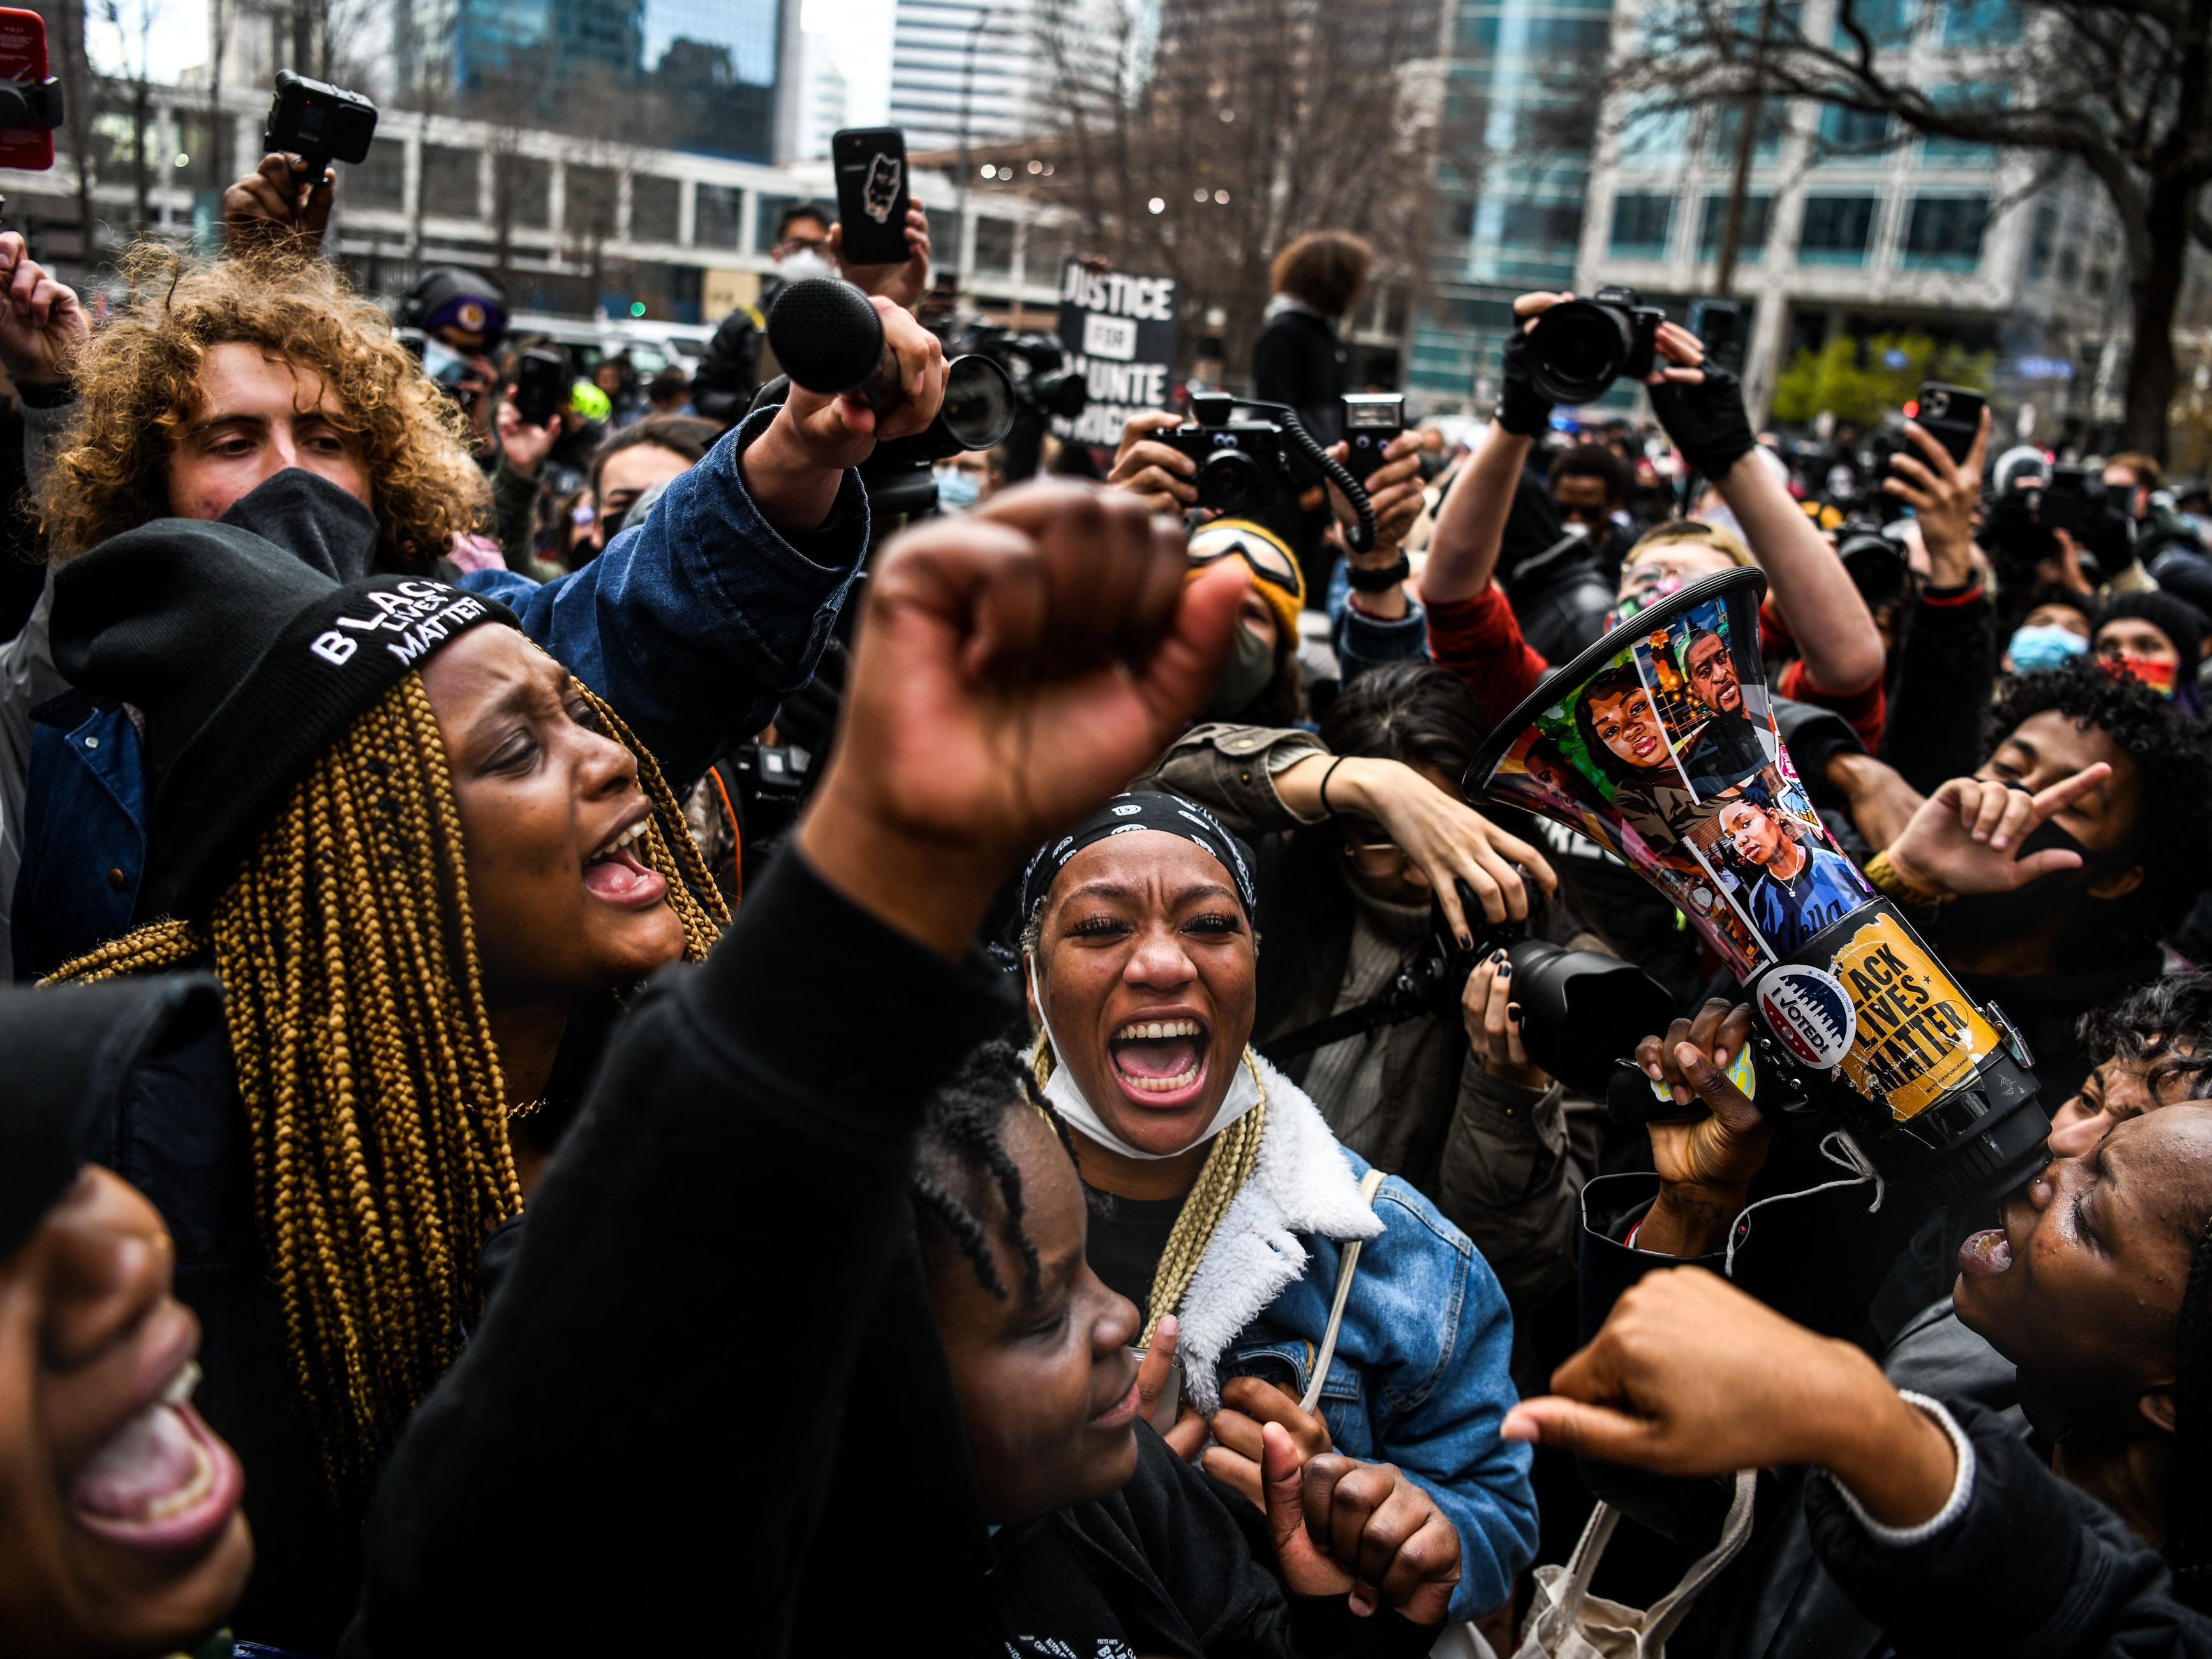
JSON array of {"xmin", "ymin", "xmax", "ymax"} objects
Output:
[
  {"xmin": 1410, "ymin": 0, "xmax": 1614, "ymax": 399},
  {"xmin": 445, "ymin": 0, "xmax": 782, "ymax": 160}
]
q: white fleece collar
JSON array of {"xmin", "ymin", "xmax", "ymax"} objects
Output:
[{"xmin": 1166, "ymin": 1055, "xmax": 1382, "ymax": 1413}]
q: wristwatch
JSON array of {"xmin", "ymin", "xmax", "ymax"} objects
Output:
[{"xmin": 1346, "ymin": 551, "xmax": 1412, "ymax": 593}]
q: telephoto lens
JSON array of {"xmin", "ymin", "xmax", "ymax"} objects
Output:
[{"xmin": 1524, "ymin": 286, "xmax": 1661, "ymax": 406}]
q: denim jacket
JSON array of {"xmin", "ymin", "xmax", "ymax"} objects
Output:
[
  {"xmin": 1169, "ymin": 1052, "xmax": 1537, "ymax": 1621},
  {"xmin": 11, "ymin": 405, "xmax": 865, "ymax": 979}
]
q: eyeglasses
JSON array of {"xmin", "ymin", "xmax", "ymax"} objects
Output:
[
  {"xmin": 1189, "ymin": 540, "xmax": 1301, "ymax": 599},
  {"xmin": 775, "ymin": 235, "xmax": 831, "ymax": 257},
  {"xmin": 1340, "ymin": 823, "xmax": 1411, "ymax": 875}
]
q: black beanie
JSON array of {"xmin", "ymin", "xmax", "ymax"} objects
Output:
[
  {"xmin": 52, "ymin": 518, "xmax": 515, "ymax": 914},
  {"xmin": 0, "ymin": 974, "xmax": 222, "ymax": 1258},
  {"xmin": 2097, "ymin": 589, "xmax": 2208, "ymax": 681}
]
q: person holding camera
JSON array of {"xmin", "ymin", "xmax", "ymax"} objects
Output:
[
  {"xmin": 0, "ymin": 168, "xmax": 948, "ymax": 979},
  {"xmin": 1421, "ymin": 292, "xmax": 1886, "ymax": 743}
]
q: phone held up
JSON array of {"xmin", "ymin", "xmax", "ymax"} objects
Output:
[
  {"xmin": 0, "ymin": 8, "xmax": 62, "ymax": 174},
  {"xmin": 831, "ymin": 127, "xmax": 910, "ymax": 267},
  {"xmin": 512, "ymin": 347, "xmax": 568, "ymax": 428},
  {"xmin": 1910, "ymin": 382, "xmax": 1986, "ymax": 466},
  {"xmin": 1341, "ymin": 394, "xmax": 1405, "ymax": 486}
]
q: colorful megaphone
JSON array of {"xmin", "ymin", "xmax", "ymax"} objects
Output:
[{"xmin": 1466, "ymin": 568, "xmax": 2048, "ymax": 1204}]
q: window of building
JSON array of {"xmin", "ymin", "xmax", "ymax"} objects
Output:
[
  {"xmin": 1703, "ymin": 100, "xmax": 1786, "ymax": 162},
  {"xmin": 489, "ymin": 153, "xmax": 550, "ymax": 229},
  {"xmin": 1922, "ymin": 84, "xmax": 2003, "ymax": 165},
  {"xmin": 695, "ymin": 183, "xmax": 743, "ymax": 248},
  {"xmin": 1618, "ymin": 98, "xmax": 1690, "ymax": 161},
  {"xmin": 1494, "ymin": 198, "xmax": 1584, "ymax": 253},
  {"xmin": 1797, "ymin": 194, "xmax": 1876, "ymax": 264},
  {"xmin": 1698, "ymin": 192, "xmax": 1772, "ymax": 262},
  {"xmin": 631, "ymin": 175, "xmax": 681, "ymax": 242},
  {"xmin": 1831, "ymin": 0, "xmax": 1916, "ymax": 47},
  {"xmin": 1940, "ymin": 0, "xmax": 2016, "ymax": 43},
  {"xmin": 1608, "ymin": 192, "xmax": 1674, "ymax": 257},
  {"xmin": 1815, "ymin": 101, "xmax": 1891, "ymax": 160},
  {"xmin": 754, "ymin": 193, "xmax": 799, "ymax": 253},
  {"xmin": 568, "ymin": 165, "xmax": 620, "ymax": 241},
  {"xmin": 420, "ymin": 145, "xmax": 480, "ymax": 219},
  {"xmin": 2026, "ymin": 200, "xmax": 2057, "ymax": 279},
  {"xmin": 1899, "ymin": 194, "xmax": 1987, "ymax": 268},
  {"xmin": 1443, "ymin": 197, "xmax": 1476, "ymax": 244},
  {"xmin": 973, "ymin": 216, "xmax": 1017, "ymax": 274},
  {"xmin": 353, "ymin": 138, "xmax": 407, "ymax": 211}
]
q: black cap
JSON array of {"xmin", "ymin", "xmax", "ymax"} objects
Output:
[
  {"xmin": 2098, "ymin": 589, "xmax": 2208, "ymax": 682},
  {"xmin": 52, "ymin": 518, "xmax": 515, "ymax": 914},
  {"xmin": 0, "ymin": 975, "xmax": 223, "ymax": 1259}
]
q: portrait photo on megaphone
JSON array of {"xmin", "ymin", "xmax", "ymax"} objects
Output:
[{"xmin": 1469, "ymin": 567, "xmax": 2050, "ymax": 1205}]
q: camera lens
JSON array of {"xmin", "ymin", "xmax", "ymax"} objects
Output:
[
  {"xmin": 1525, "ymin": 299, "xmax": 1637, "ymax": 406},
  {"xmin": 1034, "ymin": 368, "xmax": 1090, "ymax": 421},
  {"xmin": 942, "ymin": 355, "xmax": 1016, "ymax": 450},
  {"xmin": 1199, "ymin": 448, "xmax": 1263, "ymax": 514},
  {"xmin": 1506, "ymin": 941, "xmax": 1675, "ymax": 1101}
]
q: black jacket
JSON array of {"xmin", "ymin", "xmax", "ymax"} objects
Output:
[
  {"xmin": 343, "ymin": 852, "xmax": 1009, "ymax": 1653},
  {"xmin": 1807, "ymin": 1397, "xmax": 2212, "ymax": 1656},
  {"xmin": 991, "ymin": 1423, "xmax": 1437, "ymax": 1656},
  {"xmin": 1252, "ymin": 306, "xmax": 1349, "ymax": 447},
  {"xmin": 1878, "ymin": 581, "xmax": 1997, "ymax": 798}
]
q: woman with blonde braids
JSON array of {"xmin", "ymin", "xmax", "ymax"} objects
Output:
[
  {"xmin": 1016, "ymin": 792, "xmax": 1535, "ymax": 1627},
  {"xmin": 43, "ymin": 512, "xmax": 723, "ymax": 1648}
]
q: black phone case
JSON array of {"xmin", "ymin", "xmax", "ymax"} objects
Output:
[
  {"xmin": 1918, "ymin": 384, "xmax": 1985, "ymax": 465},
  {"xmin": 833, "ymin": 129, "xmax": 909, "ymax": 267},
  {"xmin": 514, "ymin": 355, "xmax": 565, "ymax": 426}
]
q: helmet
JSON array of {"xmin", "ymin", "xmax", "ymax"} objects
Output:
[{"xmin": 400, "ymin": 266, "xmax": 508, "ymax": 343}]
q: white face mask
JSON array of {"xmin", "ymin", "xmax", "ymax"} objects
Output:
[
  {"xmin": 775, "ymin": 247, "xmax": 835, "ymax": 283},
  {"xmin": 1025, "ymin": 953, "xmax": 1262, "ymax": 1161}
]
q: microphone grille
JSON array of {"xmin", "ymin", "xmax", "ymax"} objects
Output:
[{"xmin": 766, "ymin": 278, "xmax": 885, "ymax": 394}]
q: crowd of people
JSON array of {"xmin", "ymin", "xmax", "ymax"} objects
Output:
[{"xmin": 6, "ymin": 143, "xmax": 2212, "ymax": 1659}]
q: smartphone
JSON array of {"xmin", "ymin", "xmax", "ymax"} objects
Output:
[
  {"xmin": 1341, "ymin": 393, "xmax": 1404, "ymax": 485},
  {"xmin": 0, "ymin": 10, "xmax": 56, "ymax": 173},
  {"xmin": 1913, "ymin": 382, "xmax": 1986, "ymax": 465},
  {"xmin": 512, "ymin": 346, "xmax": 567, "ymax": 427},
  {"xmin": 1686, "ymin": 298, "xmax": 1744, "ymax": 376},
  {"xmin": 831, "ymin": 127, "xmax": 910, "ymax": 267}
]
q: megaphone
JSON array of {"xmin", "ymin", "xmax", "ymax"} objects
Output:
[{"xmin": 1466, "ymin": 568, "xmax": 2048, "ymax": 1206}]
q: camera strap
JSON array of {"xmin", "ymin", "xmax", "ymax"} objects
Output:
[{"xmin": 1258, "ymin": 966, "xmax": 1430, "ymax": 1064}]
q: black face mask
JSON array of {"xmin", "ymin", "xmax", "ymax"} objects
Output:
[
  {"xmin": 1943, "ymin": 819, "xmax": 2129, "ymax": 960},
  {"xmin": 1198, "ymin": 625, "xmax": 1278, "ymax": 722}
]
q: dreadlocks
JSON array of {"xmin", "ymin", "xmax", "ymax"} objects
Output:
[
  {"xmin": 51, "ymin": 673, "xmax": 725, "ymax": 1497},
  {"xmin": 913, "ymin": 1039, "xmax": 1076, "ymax": 1302}
]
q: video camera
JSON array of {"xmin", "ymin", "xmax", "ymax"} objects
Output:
[
  {"xmin": 264, "ymin": 70, "xmax": 376, "ymax": 177},
  {"xmin": 1261, "ymin": 879, "xmax": 1675, "ymax": 1100},
  {"xmin": 1525, "ymin": 285, "xmax": 1666, "ymax": 406},
  {"xmin": 1834, "ymin": 516, "xmax": 1911, "ymax": 610},
  {"xmin": 1162, "ymin": 394, "xmax": 1378, "ymax": 551}
]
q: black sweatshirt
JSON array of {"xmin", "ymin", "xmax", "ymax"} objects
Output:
[
  {"xmin": 991, "ymin": 1423, "xmax": 1440, "ymax": 1657},
  {"xmin": 343, "ymin": 852, "xmax": 1010, "ymax": 1654}
]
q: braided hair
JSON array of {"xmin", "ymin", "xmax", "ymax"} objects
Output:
[
  {"xmin": 51, "ymin": 673, "xmax": 725, "ymax": 1498},
  {"xmin": 914, "ymin": 1038, "xmax": 1074, "ymax": 1300}
]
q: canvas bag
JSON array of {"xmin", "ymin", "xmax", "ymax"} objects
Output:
[{"xmin": 1509, "ymin": 1469, "xmax": 1758, "ymax": 1659}]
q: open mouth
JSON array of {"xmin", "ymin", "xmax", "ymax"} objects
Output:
[
  {"xmin": 1108, "ymin": 1015, "xmax": 1212, "ymax": 1107},
  {"xmin": 71, "ymin": 1361, "xmax": 244, "ymax": 1554},
  {"xmin": 582, "ymin": 813, "xmax": 668, "ymax": 910},
  {"xmin": 1957, "ymin": 1226, "xmax": 2014, "ymax": 1276}
]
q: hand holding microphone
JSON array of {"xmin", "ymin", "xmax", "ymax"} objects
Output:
[{"xmin": 769, "ymin": 280, "xmax": 949, "ymax": 473}]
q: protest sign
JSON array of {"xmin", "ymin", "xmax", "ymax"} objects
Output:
[{"xmin": 1052, "ymin": 261, "xmax": 1179, "ymax": 446}]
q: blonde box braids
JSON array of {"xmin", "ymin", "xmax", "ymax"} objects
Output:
[
  {"xmin": 1032, "ymin": 1037, "xmax": 1267, "ymax": 1348},
  {"xmin": 52, "ymin": 673, "xmax": 725, "ymax": 1494}
]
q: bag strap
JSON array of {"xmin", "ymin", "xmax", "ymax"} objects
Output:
[
  {"xmin": 1638, "ymin": 1469, "xmax": 1759, "ymax": 1653},
  {"xmin": 1299, "ymin": 1167, "xmax": 1387, "ymax": 1416}
]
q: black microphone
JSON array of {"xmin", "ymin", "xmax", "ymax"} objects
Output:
[
  {"xmin": 766, "ymin": 276, "xmax": 906, "ymax": 415},
  {"xmin": 764, "ymin": 274, "xmax": 1018, "ymax": 457}
]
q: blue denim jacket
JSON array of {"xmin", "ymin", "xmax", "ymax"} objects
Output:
[
  {"xmin": 1325, "ymin": 556, "xmax": 1430, "ymax": 685},
  {"xmin": 12, "ymin": 405, "xmax": 865, "ymax": 979}
]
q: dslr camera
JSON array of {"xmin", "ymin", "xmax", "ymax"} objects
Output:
[
  {"xmin": 960, "ymin": 324, "xmax": 1089, "ymax": 423},
  {"xmin": 1525, "ymin": 285, "xmax": 1666, "ymax": 406}
]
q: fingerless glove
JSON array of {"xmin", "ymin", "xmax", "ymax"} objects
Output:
[
  {"xmin": 1651, "ymin": 364, "xmax": 1756, "ymax": 480},
  {"xmin": 1494, "ymin": 329, "xmax": 1555, "ymax": 438}
]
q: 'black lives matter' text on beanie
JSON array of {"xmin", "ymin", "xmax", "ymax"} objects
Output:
[{"xmin": 51, "ymin": 517, "xmax": 515, "ymax": 914}]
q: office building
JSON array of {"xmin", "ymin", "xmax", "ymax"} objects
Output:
[{"xmin": 886, "ymin": 0, "xmax": 1058, "ymax": 153}]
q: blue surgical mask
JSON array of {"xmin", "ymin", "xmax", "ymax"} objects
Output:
[
  {"xmin": 933, "ymin": 466, "xmax": 982, "ymax": 511},
  {"xmin": 2007, "ymin": 623, "xmax": 2089, "ymax": 673}
]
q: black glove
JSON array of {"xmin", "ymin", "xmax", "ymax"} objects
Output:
[
  {"xmin": 1650, "ymin": 364, "xmax": 1756, "ymax": 482},
  {"xmin": 1494, "ymin": 327, "xmax": 1554, "ymax": 439}
]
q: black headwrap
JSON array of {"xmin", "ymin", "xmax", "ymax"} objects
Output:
[{"xmin": 1017, "ymin": 791, "xmax": 1259, "ymax": 927}]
